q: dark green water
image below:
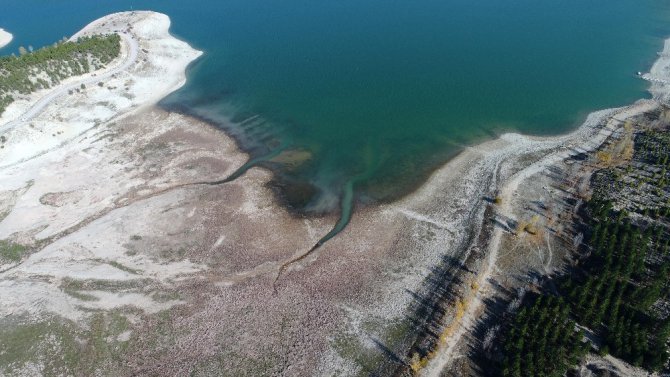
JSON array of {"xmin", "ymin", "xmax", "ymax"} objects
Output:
[{"xmin": 3, "ymin": 0, "xmax": 670, "ymax": 224}]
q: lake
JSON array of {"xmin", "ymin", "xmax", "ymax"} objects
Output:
[{"xmin": 3, "ymin": 0, "xmax": 670, "ymax": 228}]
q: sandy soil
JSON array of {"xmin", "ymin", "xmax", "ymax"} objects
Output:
[
  {"xmin": 0, "ymin": 28, "xmax": 11, "ymax": 49},
  {"xmin": 2, "ymin": 10, "xmax": 670, "ymax": 377}
]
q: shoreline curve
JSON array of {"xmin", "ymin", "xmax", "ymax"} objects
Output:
[
  {"xmin": 416, "ymin": 35, "xmax": 670, "ymax": 377},
  {"xmin": 0, "ymin": 28, "xmax": 13, "ymax": 49}
]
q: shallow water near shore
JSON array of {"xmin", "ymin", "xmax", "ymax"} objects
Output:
[{"xmin": 3, "ymin": 0, "xmax": 670, "ymax": 220}]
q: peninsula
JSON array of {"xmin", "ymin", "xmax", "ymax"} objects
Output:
[{"xmin": 1, "ymin": 10, "xmax": 670, "ymax": 377}]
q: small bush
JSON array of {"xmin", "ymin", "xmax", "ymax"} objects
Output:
[{"xmin": 0, "ymin": 241, "xmax": 27, "ymax": 262}]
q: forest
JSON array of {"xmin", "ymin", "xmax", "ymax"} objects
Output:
[
  {"xmin": 0, "ymin": 34, "xmax": 120, "ymax": 115},
  {"xmin": 496, "ymin": 121, "xmax": 670, "ymax": 376}
]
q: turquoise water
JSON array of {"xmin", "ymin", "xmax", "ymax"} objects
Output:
[{"xmin": 3, "ymin": 1, "xmax": 670, "ymax": 220}]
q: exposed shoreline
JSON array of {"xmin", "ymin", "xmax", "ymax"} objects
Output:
[
  {"xmin": 0, "ymin": 28, "xmax": 12, "ymax": 49},
  {"xmin": 1, "ymin": 10, "xmax": 670, "ymax": 376},
  {"xmin": 416, "ymin": 36, "xmax": 670, "ymax": 376},
  {"xmin": 157, "ymin": 47, "xmax": 667, "ymax": 242}
]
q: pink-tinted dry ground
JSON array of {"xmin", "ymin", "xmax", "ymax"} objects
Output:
[
  {"xmin": 1, "ymin": 106, "xmax": 448, "ymax": 376},
  {"xmin": 1, "ymin": 99, "xmax": 626, "ymax": 376}
]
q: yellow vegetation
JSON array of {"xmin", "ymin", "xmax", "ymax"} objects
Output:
[
  {"xmin": 409, "ymin": 352, "xmax": 430, "ymax": 373},
  {"xmin": 439, "ymin": 299, "xmax": 465, "ymax": 345},
  {"xmin": 409, "ymin": 280, "xmax": 482, "ymax": 375},
  {"xmin": 597, "ymin": 120, "xmax": 635, "ymax": 166},
  {"xmin": 516, "ymin": 215, "xmax": 540, "ymax": 235},
  {"xmin": 596, "ymin": 150, "xmax": 613, "ymax": 164},
  {"xmin": 525, "ymin": 215, "xmax": 540, "ymax": 235}
]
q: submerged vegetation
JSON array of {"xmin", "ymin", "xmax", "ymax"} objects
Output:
[
  {"xmin": 0, "ymin": 34, "xmax": 120, "ymax": 115},
  {"xmin": 493, "ymin": 118, "xmax": 670, "ymax": 376}
]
